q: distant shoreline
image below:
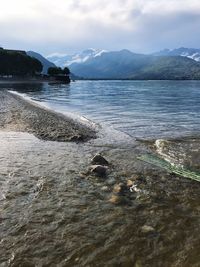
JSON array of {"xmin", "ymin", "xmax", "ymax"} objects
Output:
[
  {"xmin": 0, "ymin": 76, "xmax": 70, "ymax": 84},
  {"xmin": 1, "ymin": 78, "xmax": 200, "ymax": 83},
  {"xmin": 77, "ymin": 78, "xmax": 200, "ymax": 81}
]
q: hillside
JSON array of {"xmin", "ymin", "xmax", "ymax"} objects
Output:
[
  {"xmin": 27, "ymin": 51, "xmax": 56, "ymax": 74},
  {"xmin": 0, "ymin": 48, "xmax": 42, "ymax": 76},
  {"xmin": 153, "ymin": 47, "xmax": 200, "ymax": 62},
  {"xmin": 129, "ymin": 56, "xmax": 200, "ymax": 80},
  {"xmin": 68, "ymin": 50, "xmax": 200, "ymax": 80}
]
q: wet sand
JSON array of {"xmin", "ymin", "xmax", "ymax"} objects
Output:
[{"xmin": 0, "ymin": 90, "xmax": 97, "ymax": 142}]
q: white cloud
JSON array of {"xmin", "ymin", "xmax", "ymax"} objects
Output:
[{"xmin": 0, "ymin": 0, "xmax": 200, "ymax": 54}]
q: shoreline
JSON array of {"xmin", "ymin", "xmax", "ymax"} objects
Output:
[
  {"xmin": 0, "ymin": 90, "xmax": 97, "ymax": 142},
  {"xmin": 0, "ymin": 79, "xmax": 71, "ymax": 84},
  {"xmin": 0, "ymin": 87, "xmax": 200, "ymax": 267}
]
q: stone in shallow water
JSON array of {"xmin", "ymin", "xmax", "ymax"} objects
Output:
[
  {"xmin": 134, "ymin": 260, "xmax": 143, "ymax": 267},
  {"xmin": 91, "ymin": 154, "xmax": 109, "ymax": 165},
  {"xmin": 101, "ymin": 186, "xmax": 110, "ymax": 192},
  {"xmin": 90, "ymin": 165, "xmax": 108, "ymax": 177},
  {"xmin": 113, "ymin": 183, "xmax": 128, "ymax": 195},
  {"xmin": 141, "ymin": 225, "xmax": 155, "ymax": 234},
  {"xmin": 127, "ymin": 179, "xmax": 134, "ymax": 187},
  {"xmin": 109, "ymin": 194, "xmax": 128, "ymax": 205}
]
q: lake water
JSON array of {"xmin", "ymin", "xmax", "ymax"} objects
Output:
[
  {"xmin": 1, "ymin": 80, "xmax": 200, "ymax": 267},
  {"xmin": 3, "ymin": 80, "xmax": 200, "ymax": 139}
]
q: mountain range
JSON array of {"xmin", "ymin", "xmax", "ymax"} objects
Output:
[
  {"xmin": 153, "ymin": 47, "xmax": 200, "ymax": 62},
  {"xmin": 27, "ymin": 47, "xmax": 200, "ymax": 80},
  {"xmin": 46, "ymin": 49, "xmax": 107, "ymax": 68}
]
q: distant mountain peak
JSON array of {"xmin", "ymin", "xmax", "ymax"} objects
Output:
[
  {"xmin": 153, "ymin": 47, "xmax": 200, "ymax": 62},
  {"xmin": 119, "ymin": 49, "xmax": 132, "ymax": 53},
  {"xmin": 82, "ymin": 48, "xmax": 98, "ymax": 54},
  {"xmin": 45, "ymin": 47, "xmax": 200, "ymax": 80},
  {"xmin": 46, "ymin": 48, "xmax": 108, "ymax": 67}
]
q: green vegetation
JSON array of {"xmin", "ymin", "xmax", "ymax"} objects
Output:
[
  {"xmin": 47, "ymin": 66, "xmax": 70, "ymax": 83},
  {"xmin": 47, "ymin": 67, "xmax": 70, "ymax": 76},
  {"xmin": 138, "ymin": 154, "xmax": 200, "ymax": 182},
  {"xmin": 0, "ymin": 49, "xmax": 42, "ymax": 76}
]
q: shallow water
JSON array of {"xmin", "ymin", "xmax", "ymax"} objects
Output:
[
  {"xmin": 0, "ymin": 81, "xmax": 200, "ymax": 266},
  {"xmin": 0, "ymin": 131, "xmax": 200, "ymax": 267}
]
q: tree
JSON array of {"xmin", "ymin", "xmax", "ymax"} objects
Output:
[
  {"xmin": 63, "ymin": 67, "xmax": 70, "ymax": 75},
  {"xmin": 48, "ymin": 66, "xmax": 70, "ymax": 76},
  {"xmin": 0, "ymin": 49, "xmax": 42, "ymax": 76},
  {"xmin": 48, "ymin": 67, "xmax": 62, "ymax": 76}
]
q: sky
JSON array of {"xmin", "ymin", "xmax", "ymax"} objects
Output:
[{"xmin": 0, "ymin": 0, "xmax": 200, "ymax": 56}]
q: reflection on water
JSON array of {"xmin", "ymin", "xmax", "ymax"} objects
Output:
[
  {"xmin": 1, "ymin": 80, "xmax": 200, "ymax": 138},
  {"xmin": 0, "ymin": 82, "xmax": 45, "ymax": 93}
]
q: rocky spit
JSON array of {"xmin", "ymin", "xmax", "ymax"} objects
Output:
[{"xmin": 0, "ymin": 90, "xmax": 97, "ymax": 142}]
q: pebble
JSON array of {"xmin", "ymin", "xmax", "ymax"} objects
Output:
[
  {"xmin": 134, "ymin": 260, "xmax": 143, "ymax": 267},
  {"xmin": 78, "ymin": 172, "xmax": 88, "ymax": 179},
  {"xmin": 101, "ymin": 186, "xmax": 110, "ymax": 192},
  {"xmin": 127, "ymin": 179, "xmax": 134, "ymax": 187},
  {"xmin": 141, "ymin": 225, "xmax": 155, "ymax": 234},
  {"xmin": 109, "ymin": 194, "xmax": 127, "ymax": 205},
  {"xmin": 131, "ymin": 174, "xmax": 140, "ymax": 180},
  {"xmin": 113, "ymin": 183, "xmax": 128, "ymax": 195}
]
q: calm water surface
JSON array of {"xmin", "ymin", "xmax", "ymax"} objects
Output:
[{"xmin": 2, "ymin": 80, "xmax": 200, "ymax": 138}]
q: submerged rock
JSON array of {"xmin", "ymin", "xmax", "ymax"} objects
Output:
[
  {"xmin": 141, "ymin": 225, "xmax": 155, "ymax": 234},
  {"xmin": 91, "ymin": 154, "xmax": 109, "ymax": 166},
  {"xmin": 78, "ymin": 172, "xmax": 88, "ymax": 179},
  {"xmin": 90, "ymin": 165, "xmax": 108, "ymax": 177},
  {"xmin": 127, "ymin": 179, "xmax": 134, "ymax": 187},
  {"xmin": 101, "ymin": 186, "xmax": 110, "ymax": 192},
  {"xmin": 113, "ymin": 183, "xmax": 128, "ymax": 195},
  {"xmin": 109, "ymin": 181, "xmax": 134, "ymax": 205},
  {"xmin": 109, "ymin": 194, "xmax": 128, "ymax": 205},
  {"xmin": 134, "ymin": 260, "xmax": 143, "ymax": 267}
]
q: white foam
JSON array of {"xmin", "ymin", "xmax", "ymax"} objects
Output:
[{"xmin": 9, "ymin": 90, "xmax": 133, "ymax": 145}]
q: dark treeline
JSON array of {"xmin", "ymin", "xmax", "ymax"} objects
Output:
[
  {"xmin": 47, "ymin": 67, "xmax": 70, "ymax": 76},
  {"xmin": 47, "ymin": 67, "xmax": 71, "ymax": 83},
  {"xmin": 0, "ymin": 49, "xmax": 43, "ymax": 76}
]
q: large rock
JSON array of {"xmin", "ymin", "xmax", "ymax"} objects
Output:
[
  {"xmin": 90, "ymin": 165, "xmax": 108, "ymax": 177},
  {"xmin": 91, "ymin": 154, "xmax": 109, "ymax": 166}
]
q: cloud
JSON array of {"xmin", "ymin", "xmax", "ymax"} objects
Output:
[{"xmin": 0, "ymin": 0, "xmax": 200, "ymax": 54}]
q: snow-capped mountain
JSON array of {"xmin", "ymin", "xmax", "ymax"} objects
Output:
[
  {"xmin": 47, "ymin": 47, "xmax": 200, "ymax": 70},
  {"xmin": 43, "ymin": 47, "xmax": 200, "ymax": 79},
  {"xmin": 67, "ymin": 49, "xmax": 200, "ymax": 80},
  {"xmin": 153, "ymin": 47, "xmax": 200, "ymax": 62},
  {"xmin": 47, "ymin": 48, "xmax": 107, "ymax": 67}
]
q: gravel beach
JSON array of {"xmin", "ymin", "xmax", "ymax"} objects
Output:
[{"xmin": 0, "ymin": 90, "xmax": 97, "ymax": 142}]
